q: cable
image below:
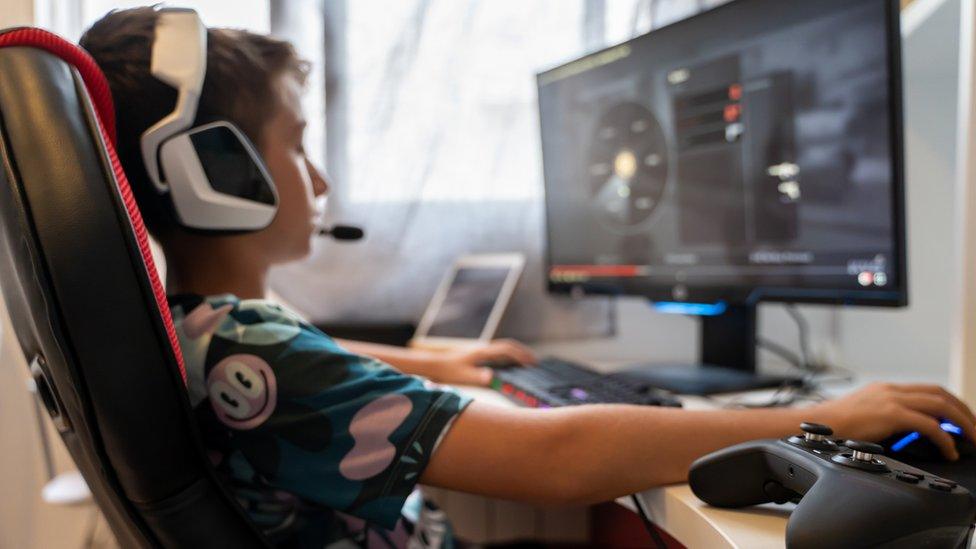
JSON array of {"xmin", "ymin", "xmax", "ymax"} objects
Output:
[
  {"xmin": 726, "ymin": 380, "xmax": 826, "ymax": 409},
  {"xmin": 758, "ymin": 305, "xmax": 834, "ymax": 375},
  {"xmin": 608, "ymin": 293, "xmax": 619, "ymax": 337},
  {"xmin": 631, "ymin": 494, "xmax": 668, "ymax": 549},
  {"xmin": 785, "ymin": 304, "xmax": 815, "ymax": 372},
  {"xmin": 719, "ymin": 363, "xmax": 856, "ymax": 410},
  {"xmin": 757, "ymin": 336, "xmax": 805, "ymax": 370}
]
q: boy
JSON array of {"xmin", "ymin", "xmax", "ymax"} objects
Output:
[{"xmin": 81, "ymin": 7, "xmax": 976, "ymax": 548}]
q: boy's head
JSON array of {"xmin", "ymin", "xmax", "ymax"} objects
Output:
[{"xmin": 80, "ymin": 7, "xmax": 329, "ymax": 265}]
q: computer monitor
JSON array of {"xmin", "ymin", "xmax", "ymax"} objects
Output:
[{"xmin": 537, "ymin": 0, "xmax": 905, "ymax": 392}]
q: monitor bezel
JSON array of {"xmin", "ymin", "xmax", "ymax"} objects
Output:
[{"xmin": 538, "ymin": 0, "xmax": 907, "ymax": 308}]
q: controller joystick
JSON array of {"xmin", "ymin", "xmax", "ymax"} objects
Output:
[
  {"xmin": 847, "ymin": 440, "xmax": 884, "ymax": 461},
  {"xmin": 832, "ymin": 440, "xmax": 888, "ymax": 472},
  {"xmin": 787, "ymin": 422, "xmax": 837, "ymax": 451},
  {"xmin": 800, "ymin": 422, "xmax": 832, "ymax": 439},
  {"xmin": 689, "ymin": 423, "xmax": 976, "ymax": 548}
]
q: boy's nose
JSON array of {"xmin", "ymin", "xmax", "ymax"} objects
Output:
[{"xmin": 306, "ymin": 158, "xmax": 330, "ymax": 197}]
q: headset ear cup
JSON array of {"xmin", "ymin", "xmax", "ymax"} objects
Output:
[
  {"xmin": 188, "ymin": 121, "xmax": 277, "ymax": 209},
  {"xmin": 159, "ymin": 122, "xmax": 277, "ymax": 232}
]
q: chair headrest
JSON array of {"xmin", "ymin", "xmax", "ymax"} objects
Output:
[
  {"xmin": 0, "ymin": 27, "xmax": 186, "ymax": 383},
  {"xmin": 0, "ymin": 28, "xmax": 115, "ymax": 143}
]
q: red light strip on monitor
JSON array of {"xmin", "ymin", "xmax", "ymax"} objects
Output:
[{"xmin": 550, "ymin": 264, "xmax": 643, "ymax": 278}]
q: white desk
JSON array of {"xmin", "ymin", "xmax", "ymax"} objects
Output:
[
  {"xmin": 452, "ymin": 383, "xmax": 795, "ymax": 549},
  {"xmin": 448, "ymin": 351, "xmax": 956, "ymax": 549},
  {"xmin": 622, "ymin": 487, "xmax": 790, "ymax": 549}
]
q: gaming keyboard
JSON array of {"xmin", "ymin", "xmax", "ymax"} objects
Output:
[{"xmin": 491, "ymin": 357, "xmax": 683, "ymax": 408}]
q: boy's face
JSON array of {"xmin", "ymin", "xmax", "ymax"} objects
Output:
[{"xmin": 251, "ymin": 73, "xmax": 329, "ymax": 263}]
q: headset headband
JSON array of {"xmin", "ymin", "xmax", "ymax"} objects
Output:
[
  {"xmin": 141, "ymin": 8, "xmax": 206, "ymax": 193},
  {"xmin": 137, "ymin": 7, "xmax": 278, "ymax": 232}
]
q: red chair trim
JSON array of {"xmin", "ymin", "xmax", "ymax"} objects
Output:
[{"xmin": 0, "ymin": 28, "xmax": 187, "ymax": 383}]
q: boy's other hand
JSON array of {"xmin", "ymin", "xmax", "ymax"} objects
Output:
[
  {"xmin": 434, "ymin": 339, "xmax": 538, "ymax": 387},
  {"xmin": 810, "ymin": 382, "xmax": 976, "ymax": 461}
]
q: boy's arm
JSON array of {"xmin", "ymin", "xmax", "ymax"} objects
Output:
[
  {"xmin": 336, "ymin": 338, "xmax": 536, "ymax": 386},
  {"xmin": 421, "ymin": 383, "xmax": 976, "ymax": 504}
]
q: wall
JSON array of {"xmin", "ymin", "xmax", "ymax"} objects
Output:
[
  {"xmin": 836, "ymin": 0, "xmax": 960, "ymax": 383},
  {"xmin": 2, "ymin": 0, "xmax": 33, "ymax": 27},
  {"xmin": 952, "ymin": 0, "xmax": 976, "ymax": 405}
]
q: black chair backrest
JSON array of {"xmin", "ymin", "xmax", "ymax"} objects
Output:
[{"xmin": 0, "ymin": 28, "xmax": 266, "ymax": 548}]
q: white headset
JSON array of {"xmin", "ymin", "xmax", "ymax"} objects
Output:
[{"xmin": 140, "ymin": 8, "xmax": 278, "ymax": 231}]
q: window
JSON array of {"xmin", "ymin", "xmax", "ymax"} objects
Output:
[
  {"xmin": 35, "ymin": 0, "xmax": 270, "ymax": 42},
  {"xmin": 338, "ymin": 1, "xmax": 586, "ymax": 203},
  {"xmin": 325, "ymin": 0, "xmax": 730, "ymax": 204}
]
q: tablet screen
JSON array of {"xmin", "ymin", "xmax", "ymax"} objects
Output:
[{"xmin": 425, "ymin": 267, "xmax": 512, "ymax": 339}]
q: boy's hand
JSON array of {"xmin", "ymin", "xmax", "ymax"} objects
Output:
[
  {"xmin": 810, "ymin": 382, "xmax": 976, "ymax": 461},
  {"xmin": 432, "ymin": 339, "xmax": 538, "ymax": 387}
]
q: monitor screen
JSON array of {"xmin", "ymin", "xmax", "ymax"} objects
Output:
[
  {"xmin": 426, "ymin": 267, "xmax": 512, "ymax": 338},
  {"xmin": 538, "ymin": 0, "xmax": 905, "ymax": 306}
]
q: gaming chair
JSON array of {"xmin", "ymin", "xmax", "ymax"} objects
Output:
[{"xmin": 0, "ymin": 29, "xmax": 267, "ymax": 547}]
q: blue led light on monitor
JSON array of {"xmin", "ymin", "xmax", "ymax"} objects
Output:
[
  {"xmin": 889, "ymin": 421, "xmax": 962, "ymax": 452},
  {"xmin": 653, "ymin": 301, "xmax": 728, "ymax": 317}
]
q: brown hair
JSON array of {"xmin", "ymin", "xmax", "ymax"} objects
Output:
[{"xmin": 79, "ymin": 7, "xmax": 309, "ymax": 237}]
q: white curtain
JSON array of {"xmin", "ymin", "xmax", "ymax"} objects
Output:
[
  {"xmin": 36, "ymin": 0, "xmax": 271, "ymax": 41},
  {"xmin": 270, "ymin": 0, "xmax": 731, "ymax": 341}
]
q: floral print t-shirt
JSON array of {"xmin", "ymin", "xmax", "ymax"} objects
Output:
[{"xmin": 169, "ymin": 294, "xmax": 471, "ymax": 548}]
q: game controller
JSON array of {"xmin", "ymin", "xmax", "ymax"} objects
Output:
[{"xmin": 689, "ymin": 423, "xmax": 976, "ymax": 548}]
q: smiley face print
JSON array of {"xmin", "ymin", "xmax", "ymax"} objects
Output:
[{"xmin": 207, "ymin": 354, "xmax": 278, "ymax": 430}]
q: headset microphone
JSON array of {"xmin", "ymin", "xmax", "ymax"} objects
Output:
[{"xmin": 317, "ymin": 225, "xmax": 364, "ymax": 241}]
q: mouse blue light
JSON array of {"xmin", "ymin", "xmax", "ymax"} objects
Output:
[
  {"xmin": 890, "ymin": 431, "xmax": 920, "ymax": 452},
  {"xmin": 940, "ymin": 421, "xmax": 963, "ymax": 435},
  {"xmin": 653, "ymin": 301, "xmax": 728, "ymax": 316}
]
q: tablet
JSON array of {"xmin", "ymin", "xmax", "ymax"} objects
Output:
[{"xmin": 411, "ymin": 253, "xmax": 525, "ymax": 349}]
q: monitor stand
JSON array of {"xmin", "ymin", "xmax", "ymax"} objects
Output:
[{"xmin": 615, "ymin": 304, "xmax": 801, "ymax": 395}]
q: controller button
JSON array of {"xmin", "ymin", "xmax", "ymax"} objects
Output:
[
  {"xmin": 896, "ymin": 472, "xmax": 921, "ymax": 484},
  {"xmin": 929, "ymin": 481, "xmax": 955, "ymax": 492}
]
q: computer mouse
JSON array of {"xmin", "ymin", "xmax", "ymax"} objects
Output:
[{"xmin": 881, "ymin": 420, "xmax": 976, "ymax": 462}]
